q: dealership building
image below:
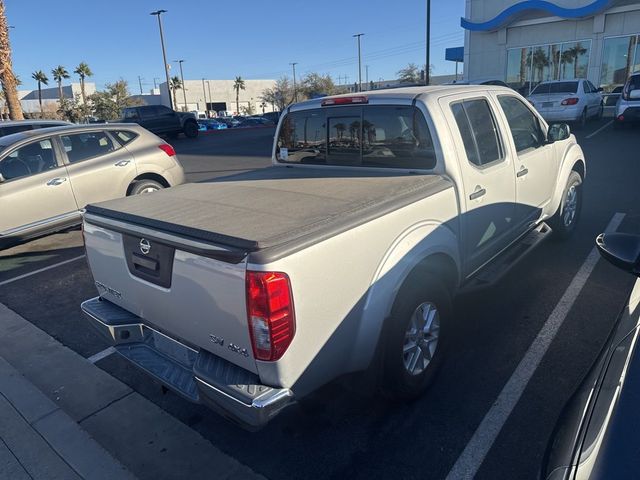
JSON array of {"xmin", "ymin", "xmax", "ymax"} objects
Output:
[{"xmin": 463, "ymin": 0, "xmax": 640, "ymax": 93}]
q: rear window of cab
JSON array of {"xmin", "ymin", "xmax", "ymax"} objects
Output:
[{"xmin": 276, "ymin": 105, "xmax": 436, "ymax": 170}]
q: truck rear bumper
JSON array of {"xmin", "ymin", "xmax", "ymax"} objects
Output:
[{"xmin": 81, "ymin": 296, "xmax": 293, "ymax": 429}]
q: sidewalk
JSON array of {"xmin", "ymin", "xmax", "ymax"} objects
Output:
[
  {"xmin": 0, "ymin": 302, "xmax": 265, "ymax": 480},
  {"xmin": 0, "ymin": 355, "xmax": 134, "ymax": 479}
]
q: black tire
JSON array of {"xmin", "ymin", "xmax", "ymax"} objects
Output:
[
  {"xmin": 129, "ymin": 179, "xmax": 164, "ymax": 195},
  {"xmin": 380, "ymin": 274, "xmax": 451, "ymax": 400},
  {"xmin": 578, "ymin": 108, "xmax": 587, "ymax": 129},
  {"xmin": 550, "ymin": 170, "xmax": 583, "ymax": 240},
  {"xmin": 183, "ymin": 121, "xmax": 199, "ymax": 138}
]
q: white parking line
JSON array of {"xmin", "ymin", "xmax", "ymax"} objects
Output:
[
  {"xmin": 446, "ymin": 212, "xmax": 626, "ymax": 480},
  {"xmin": 0, "ymin": 255, "xmax": 86, "ymax": 287},
  {"xmin": 87, "ymin": 346, "xmax": 116, "ymax": 364},
  {"xmin": 585, "ymin": 120, "xmax": 613, "ymax": 139}
]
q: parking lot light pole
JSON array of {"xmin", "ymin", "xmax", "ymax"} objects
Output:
[
  {"xmin": 426, "ymin": 0, "xmax": 431, "ymax": 86},
  {"xmin": 290, "ymin": 62, "xmax": 298, "ymax": 103},
  {"xmin": 201, "ymin": 78, "xmax": 207, "ymax": 114},
  {"xmin": 150, "ymin": 10, "xmax": 173, "ymax": 110},
  {"xmin": 353, "ymin": 33, "xmax": 364, "ymax": 92},
  {"xmin": 206, "ymin": 81, "xmax": 212, "ymax": 114},
  {"xmin": 174, "ymin": 60, "xmax": 187, "ymax": 111}
]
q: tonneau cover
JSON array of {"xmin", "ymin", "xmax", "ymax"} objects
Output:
[{"xmin": 85, "ymin": 167, "xmax": 451, "ymax": 261}]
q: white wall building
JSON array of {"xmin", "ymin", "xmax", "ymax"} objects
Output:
[
  {"xmin": 463, "ymin": 0, "xmax": 640, "ymax": 94},
  {"xmin": 159, "ymin": 79, "xmax": 277, "ymax": 115},
  {"xmin": 17, "ymin": 82, "xmax": 96, "ymax": 114}
]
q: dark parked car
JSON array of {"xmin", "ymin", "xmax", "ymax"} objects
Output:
[
  {"xmin": 542, "ymin": 232, "xmax": 640, "ymax": 480},
  {"xmin": 261, "ymin": 111, "xmax": 281, "ymax": 123},
  {"xmin": 121, "ymin": 105, "xmax": 199, "ymax": 138},
  {"xmin": 214, "ymin": 117, "xmax": 241, "ymax": 128},
  {"xmin": 237, "ymin": 117, "xmax": 275, "ymax": 128},
  {"xmin": 0, "ymin": 120, "xmax": 71, "ymax": 138}
]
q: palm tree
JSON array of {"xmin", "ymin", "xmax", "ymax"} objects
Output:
[
  {"xmin": 169, "ymin": 76, "xmax": 182, "ymax": 111},
  {"xmin": 51, "ymin": 65, "xmax": 70, "ymax": 105},
  {"xmin": 561, "ymin": 44, "xmax": 587, "ymax": 79},
  {"xmin": 74, "ymin": 61, "xmax": 93, "ymax": 105},
  {"xmin": 233, "ymin": 76, "xmax": 245, "ymax": 115},
  {"xmin": 31, "ymin": 70, "xmax": 48, "ymax": 115},
  {"xmin": 0, "ymin": 0, "xmax": 23, "ymax": 120}
]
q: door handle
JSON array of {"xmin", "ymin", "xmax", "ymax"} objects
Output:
[
  {"xmin": 517, "ymin": 167, "xmax": 529, "ymax": 178},
  {"xmin": 469, "ymin": 186, "xmax": 487, "ymax": 201},
  {"xmin": 46, "ymin": 177, "xmax": 67, "ymax": 186},
  {"xmin": 114, "ymin": 160, "xmax": 131, "ymax": 167}
]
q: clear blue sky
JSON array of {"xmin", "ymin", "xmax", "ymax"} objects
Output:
[{"xmin": 7, "ymin": 0, "xmax": 465, "ymax": 93}]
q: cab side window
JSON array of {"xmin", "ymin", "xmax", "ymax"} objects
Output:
[
  {"xmin": 0, "ymin": 139, "xmax": 58, "ymax": 181},
  {"xmin": 451, "ymin": 98, "xmax": 503, "ymax": 167},
  {"xmin": 498, "ymin": 96, "xmax": 545, "ymax": 153}
]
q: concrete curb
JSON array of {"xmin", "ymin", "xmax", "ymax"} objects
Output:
[
  {"xmin": 0, "ymin": 302, "xmax": 266, "ymax": 480},
  {"xmin": 0, "ymin": 356, "xmax": 135, "ymax": 479}
]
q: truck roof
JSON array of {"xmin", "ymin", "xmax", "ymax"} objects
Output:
[{"xmin": 290, "ymin": 85, "xmax": 514, "ymax": 111}]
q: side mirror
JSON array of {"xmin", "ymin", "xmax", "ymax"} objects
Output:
[
  {"xmin": 596, "ymin": 233, "xmax": 640, "ymax": 277},
  {"xmin": 597, "ymin": 87, "xmax": 604, "ymax": 93},
  {"xmin": 547, "ymin": 123, "xmax": 570, "ymax": 143},
  {"xmin": 630, "ymin": 89, "xmax": 640, "ymax": 100}
]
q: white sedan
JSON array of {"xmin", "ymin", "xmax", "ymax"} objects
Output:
[{"xmin": 528, "ymin": 79, "xmax": 603, "ymax": 127}]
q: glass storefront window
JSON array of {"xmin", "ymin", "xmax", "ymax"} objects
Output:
[
  {"xmin": 506, "ymin": 40, "xmax": 591, "ymax": 95},
  {"xmin": 600, "ymin": 35, "xmax": 639, "ymax": 92},
  {"xmin": 560, "ymin": 42, "xmax": 590, "ymax": 80}
]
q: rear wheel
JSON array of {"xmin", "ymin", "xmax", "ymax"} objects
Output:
[
  {"xmin": 578, "ymin": 108, "xmax": 587, "ymax": 129},
  {"xmin": 129, "ymin": 179, "xmax": 164, "ymax": 195},
  {"xmin": 183, "ymin": 121, "xmax": 199, "ymax": 138},
  {"xmin": 380, "ymin": 275, "xmax": 451, "ymax": 400},
  {"xmin": 596, "ymin": 103, "xmax": 604, "ymax": 120},
  {"xmin": 550, "ymin": 170, "xmax": 583, "ymax": 240}
]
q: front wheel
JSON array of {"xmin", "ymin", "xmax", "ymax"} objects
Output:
[
  {"xmin": 183, "ymin": 121, "xmax": 199, "ymax": 138},
  {"xmin": 380, "ymin": 275, "xmax": 451, "ymax": 400},
  {"xmin": 550, "ymin": 170, "xmax": 583, "ymax": 240}
]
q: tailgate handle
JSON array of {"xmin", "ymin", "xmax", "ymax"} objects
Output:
[{"xmin": 132, "ymin": 253, "xmax": 158, "ymax": 272}]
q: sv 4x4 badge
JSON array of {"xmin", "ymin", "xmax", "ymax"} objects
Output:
[{"xmin": 209, "ymin": 334, "xmax": 249, "ymax": 357}]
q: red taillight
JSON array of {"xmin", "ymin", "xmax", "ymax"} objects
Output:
[
  {"xmin": 561, "ymin": 98, "xmax": 579, "ymax": 106},
  {"xmin": 158, "ymin": 143, "xmax": 176, "ymax": 156},
  {"xmin": 321, "ymin": 96, "xmax": 368, "ymax": 106},
  {"xmin": 246, "ymin": 271, "xmax": 295, "ymax": 361}
]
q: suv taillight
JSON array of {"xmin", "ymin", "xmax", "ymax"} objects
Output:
[
  {"xmin": 158, "ymin": 144, "xmax": 176, "ymax": 156},
  {"xmin": 246, "ymin": 271, "xmax": 295, "ymax": 361},
  {"xmin": 561, "ymin": 97, "xmax": 579, "ymax": 106}
]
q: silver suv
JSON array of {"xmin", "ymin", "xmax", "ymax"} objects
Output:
[
  {"xmin": 0, "ymin": 124, "xmax": 185, "ymax": 248},
  {"xmin": 614, "ymin": 73, "xmax": 640, "ymax": 128}
]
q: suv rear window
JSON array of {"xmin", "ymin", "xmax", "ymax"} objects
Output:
[{"xmin": 277, "ymin": 106, "xmax": 436, "ymax": 169}]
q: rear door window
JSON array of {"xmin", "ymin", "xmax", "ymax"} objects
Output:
[
  {"xmin": 111, "ymin": 130, "xmax": 138, "ymax": 146},
  {"xmin": 451, "ymin": 99, "xmax": 502, "ymax": 167},
  {"xmin": 60, "ymin": 131, "xmax": 117, "ymax": 163},
  {"xmin": 123, "ymin": 108, "xmax": 140, "ymax": 120}
]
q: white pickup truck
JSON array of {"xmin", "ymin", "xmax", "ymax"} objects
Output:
[{"xmin": 81, "ymin": 86, "xmax": 585, "ymax": 428}]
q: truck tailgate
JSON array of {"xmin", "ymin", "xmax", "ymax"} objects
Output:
[{"xmin": 83, "ymin": 220, "xmax": 257, "ymax": 374}]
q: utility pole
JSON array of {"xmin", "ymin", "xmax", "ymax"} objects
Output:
[
  {"xmin": 137, "ymin": 76, "xmax": 143, "ymax": 95},
  {"xmin": 206, "ymin": 81, "xmax": 212, "ymax": 114},
  {"xmin": 353, "ymin": 33, "xmax": 364, "ymax": 92},
  {"xmin": 153, "ymin": 77, "xmax": 160, "ymax": 90},
  {"xmin": 150, "ymin": 10, "xmax": 172, "ymax": 110},
  {"xmin": 174, "ymin": 59, "xmax": 187, "ymax": 111},
  {"xmin": 426, "ymin": 0, "xmax": 431, "ymax": 86},
  {"xmin": 290, "ymin": 62, "xmax": 298, "ymax": 103}
]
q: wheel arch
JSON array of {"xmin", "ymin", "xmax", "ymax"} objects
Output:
[
  {"xmin": 549, "ymin": 142, "xmax": 586, "ymax": 218},
  {"xmin": 126, "ymin": 172, "xmax": 170, "ymax": 195},
  {"xmin": 349, "ymin": 221, "xmax": 461, "ymax": 371}
]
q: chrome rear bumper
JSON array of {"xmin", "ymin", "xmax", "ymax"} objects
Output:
[{"xmin": 81, "ymin": 296, "xmax": 293, "ymax": 428}]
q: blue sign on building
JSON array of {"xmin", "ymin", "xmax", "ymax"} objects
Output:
[
  {"xmin": 445, "ymin": 47, "xmax": 464, "ymax": 63},
  {"xmin": 461, "ymin": 0, "xmax": 615, "ymax": 31}
]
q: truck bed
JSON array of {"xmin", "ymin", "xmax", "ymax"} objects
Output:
[{"xmin": 84, "ymin": 166, "xmax": 451, "ymax": 263}]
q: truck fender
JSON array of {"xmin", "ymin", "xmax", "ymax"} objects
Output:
[
  {"xmin": 349, "ymin": 220, "xmax": 460, "ymax": 371},
  {"xmin": 549, "ymin": 142, "xmax": 586, "ymax": 218}
]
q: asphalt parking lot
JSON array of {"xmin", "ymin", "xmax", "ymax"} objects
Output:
[{"xmin": 1, "ymin": 121, "xmax": 639, "ymax": 480}]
